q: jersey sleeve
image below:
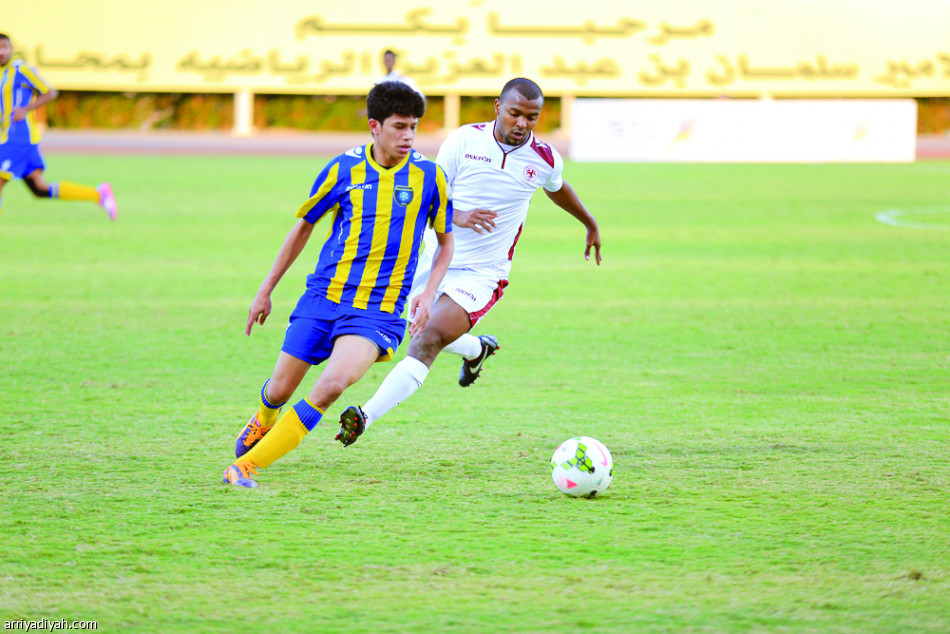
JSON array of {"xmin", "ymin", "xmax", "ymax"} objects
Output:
[
  {"xmin": 542, "ymin": 146, "xmax": 565, "ymax": 193},
  {"xmin": 295, "ymin": 159, "xmax": 342, "ymax": 223},
  {"xmin": 18, "ymin": 64, "xmax": 53, "ymax": 95},
  {"xmin": 435, "ymin": 127, "xmax": 462, "ymax": 192},
  {"xmin": 428, "ymin": 165, "xmax": 453, "ymax": 233}
]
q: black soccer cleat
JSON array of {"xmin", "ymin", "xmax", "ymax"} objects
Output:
[
  {"xmin": 458, "ymin": 335, "xmax": 499, "ymax": 387},
  {"xmin": 335, "ymin": 406, "xmax": 367, "ymax": 447}
]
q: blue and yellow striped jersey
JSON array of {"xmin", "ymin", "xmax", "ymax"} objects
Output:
[
  {"xmin": 296, "ymin": 143, "xmax": 453, "ymax": 315},
  {"xmin": 0, "ymin": 60, "xmax": 53, "ymax": 145}
]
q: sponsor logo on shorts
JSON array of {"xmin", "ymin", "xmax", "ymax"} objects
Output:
[
  {"xmin": 454, "ymin": 287, "xmax": 477, "ymax": 302},
  {"xmin": 376, "ymin": 330, "xmax": 392, "ymax": 344},
  {"xmin": 465, "ymin": 153, "xmax": 491, "ymax": 163},
  {"xmin": 523, "ymin": 166, "xmax": 538, "ymax": 183}
]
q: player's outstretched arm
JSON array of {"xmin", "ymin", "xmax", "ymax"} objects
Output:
[
  {"xmin": 246, "ymin": 219, "xmax": 315, "ymax": 335},
  {"xmin": 544, "ymin": 180, "xmax": 602, "ymax": 265},
  {"xmin": 408, "ymin": 231, "xmax": 454, "ymax": 336}
]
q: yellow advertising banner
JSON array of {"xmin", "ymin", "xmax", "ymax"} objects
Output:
[{"xmin": 5, "ymin": 0, "xmax": 950, "ymax": 97}]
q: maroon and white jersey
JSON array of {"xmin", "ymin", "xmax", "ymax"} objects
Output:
[{"xmin": 428, "ymin": 120, "xmax": 564, "ymax": 280}]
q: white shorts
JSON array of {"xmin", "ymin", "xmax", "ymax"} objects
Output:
[{"xmin": 408, "ymin": 265, "xmax": 508, "ymax": 327}]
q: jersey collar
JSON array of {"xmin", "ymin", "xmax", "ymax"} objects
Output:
[
  {"xmin": 489, "ymin": 119, "xmax": 533, "ymax": 153},
  {"xmin": 365, "ymin": 142, "xmax": 411, "ymax": 172}
]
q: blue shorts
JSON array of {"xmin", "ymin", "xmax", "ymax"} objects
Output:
[
  {"xmin": 0, "ymin": 143, "xmax": 45, "ymax": 181},
  {"xmin": 281, "ymin": 291, "xmax": 406, "ymax": 366}
]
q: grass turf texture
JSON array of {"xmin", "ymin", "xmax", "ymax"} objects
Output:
[{"xmin": 1, "ymin": 155, "xmax": 949, "ymax": 632}]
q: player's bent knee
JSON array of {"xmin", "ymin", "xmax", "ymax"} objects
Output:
[
  {"xmin": 27, "ymin": 182, "xmax": 49, "ymax": 197},
  {"xmin": 408, "ymin": 332, "xmax": 447, "ymax": 364},
  {"xmin": 311, "ymin": 376, "xmax": 349, "ymax": 405},
  {"xmin": 264, "ymin": 378, "xmax": 297, "ymax": 404}
]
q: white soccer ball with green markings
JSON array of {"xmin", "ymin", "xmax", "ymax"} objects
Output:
[{"xmin": 551, "ymin": 436, "xmax": 614, "ymax": 498}]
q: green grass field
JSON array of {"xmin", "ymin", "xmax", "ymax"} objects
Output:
[{"xmin": 2, "ymin": 153, "xmax": 949, "ymax": 632}]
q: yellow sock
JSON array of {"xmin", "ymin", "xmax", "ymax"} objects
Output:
[
  {"xmin": 257, "ymin": 404, "xmax": 281, "ymax": 428},
  {"xmin": 56, "ymin": 181, "xmax": 99, "ymax": 202},
  {"xmin": 242, "ymin": 403, "xmax": 315, "ymax": 469},
  {"xmin": 257, "ymin": 380, "xmax": 284, "ymax": 428}
]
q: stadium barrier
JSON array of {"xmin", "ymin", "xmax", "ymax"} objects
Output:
[{"xmin": 570, "ymin": 99, "xmax": 918, "ymax": 162}]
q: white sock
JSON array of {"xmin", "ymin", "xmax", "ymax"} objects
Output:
[
  {"xmin": 362, "ymin": 356, "xmax": 430, "ymax": 428},
  {"xmin": 443, "ymin": 333, "xmax": 482, "ymax": 359}
]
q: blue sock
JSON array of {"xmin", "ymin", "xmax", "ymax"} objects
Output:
[
  {"xmin": 256, "ymin": 379, "xmax": 287, "ymax": 427},
  {"xmin": 293, "ymin": 397, "xmax": 324, "ymax": 431}
]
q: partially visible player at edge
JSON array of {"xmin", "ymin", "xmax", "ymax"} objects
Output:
[
  {"xmin": 0, "ymin": 34, "xmax": 116, "ymax": 220},
  {"xmin": 223, "ymin": 80, "xmax": 454, "ymax": 488},
  {"xmin": 337, "ymin": 77, "xmax": 602, "ymax": 446}
]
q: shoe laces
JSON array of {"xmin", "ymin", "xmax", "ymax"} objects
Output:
[
  {"xmin": 235, "ymin": 462, "xmax": 258, "ymax": 478},
  {"xmin": 244, "ymin": 423, "xmax": 265, "ymax": 446}
]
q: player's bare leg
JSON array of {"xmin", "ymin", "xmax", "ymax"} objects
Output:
[
  {"xmin": 266, "ymin": 352, "xmax": 313, "ymax": 403},
  {"xmin": 24, "ymin": 168, "xmax": 117, "ymax": 220},
  {"xmin": 347, "ymin": 296, "xmax": 471, "ymax": 442},
  {"xmin": 307, "ymin": 335, "xmax": 380, "ymax": 411},
  {"xmin": 408, "ymin": 294, "xmax": 472, "ymax": 366},
  {"xmin": 235, "ymin": 352, "xmax": 310, "ymax": 457},
  {"xmin": 420, "ymin": 313, "xmax": 500, "ymax": 386},
  {"xmin": 23, "ymin": 169, "xmax": 52, "ymax": 197},
  {"xmin": 228, "ymin": 337, "xmax": 378, "ymax": 486},
  {"xmin": 0, "ymin": 176, "xmax": 8, "ymax": 217}
]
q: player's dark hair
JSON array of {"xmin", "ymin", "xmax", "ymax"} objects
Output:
[
  {"xmin": 500, "ymin": 77, "xmax": 543, "ymax": 102},
  {"xmin": 0, "ymin": 33, "xmax": 10, "ymax": 42},
  {"xmin": 367, "ymin": 80, "xmax": 425, "ymax": 122},
  {"xmin": 384, "ymin": 49, "xmax": 396, "ymax": 57}
]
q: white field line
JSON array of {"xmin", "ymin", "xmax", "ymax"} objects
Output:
[{"xmin": 875, "ymin": 207, "xmax": 950, "ymax": 230}]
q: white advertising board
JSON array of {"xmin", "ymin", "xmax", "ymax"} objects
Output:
[{"xmin": 570, "ymin": 99, "xmax": 918, "ymax": 162}]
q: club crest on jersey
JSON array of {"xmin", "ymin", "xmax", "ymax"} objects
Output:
[
  {"xmin": 523, "ymin": 166, "xmax": 539, "ymax": 183},
  {"xmin": 394, "ymin": 186, "xmax": 414, "ymax": 206}
]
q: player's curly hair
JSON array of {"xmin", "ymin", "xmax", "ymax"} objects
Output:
[{"xmin": 367, "ymin": 81, "xmax": 426, "ymax": 123}]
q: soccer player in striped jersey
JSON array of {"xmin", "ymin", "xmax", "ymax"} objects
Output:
[
  {"xmin": 0, "ymin": 34, "xmax": 116, "ymax": 220},
  {"xmin": 223, "ymin": 81, "xmax": 454, "ymax": 488},
  {"xmin": 337, "ymin": 77, "xmax": 601, "ymax": 446}
]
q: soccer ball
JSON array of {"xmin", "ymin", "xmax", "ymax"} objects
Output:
[{"xmin": 551, "ymin": 436, "xmax": 614, "ymax": 498}]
